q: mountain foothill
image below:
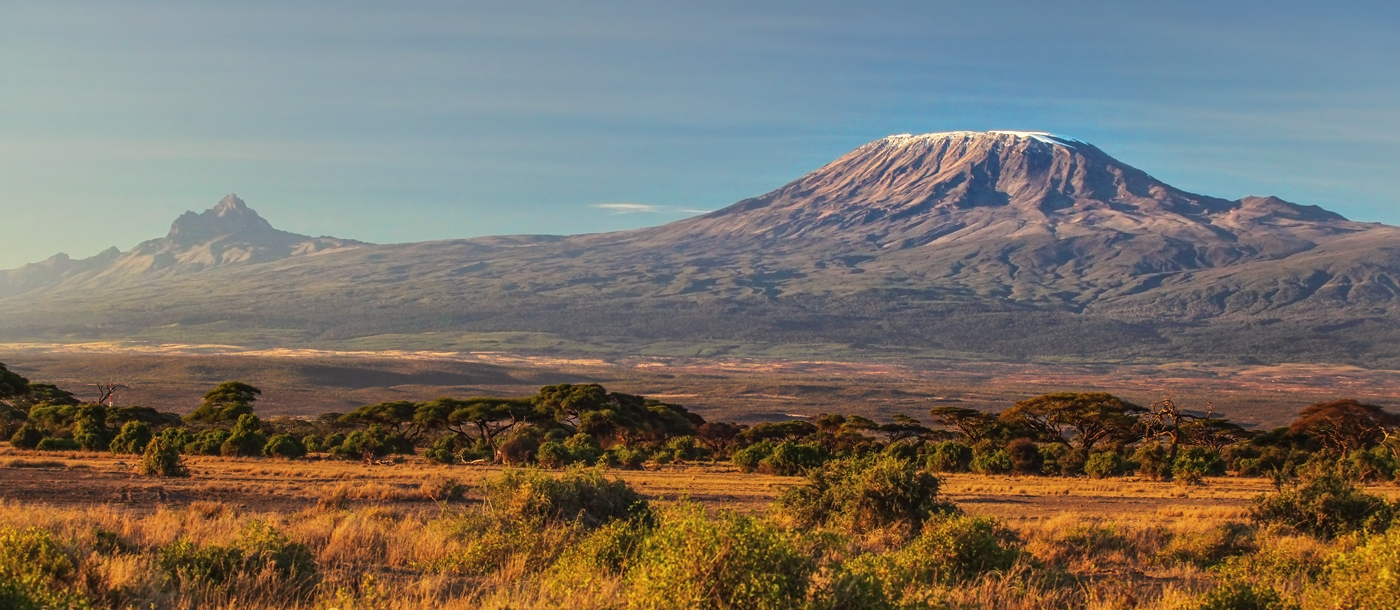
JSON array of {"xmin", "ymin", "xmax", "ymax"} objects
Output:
[{"xmin": 5, "ymin": 131, "xmax": 1400, "ymax": 365}]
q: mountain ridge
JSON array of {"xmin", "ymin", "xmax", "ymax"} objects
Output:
[{"xmin": 4, "ymin": 131, "xmax": 1399, "ymax": 365}]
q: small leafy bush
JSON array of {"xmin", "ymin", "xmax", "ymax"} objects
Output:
[
  {"xmin": 625, "ymin": 504, "xmax": 813, "ymax": 610},
  {"xmin": 158, "ymin": 520, "xmax": 317, "ymax": 593},
  {"xmin": 138, "ymin": 438, "xmax": 189, "ymax": 477},
  {"xmin": 482, "ymin": 466, "xmax": 651, "ymax": 529},
  {"xmin": 1084, "ymin": 451, "xmax": 1126, "ymax": 479},
  {"xmin": 758, "ymin": 441, "xmax": 830, "ymax": 476},
  {"xmin": 0, "ymin": 526, "xmax": 91, "ymax": 610},
  {"xmin": 1174, "ymin": 447, "xmax": 1226, "ymax": 484},
  {"xmin": 605, "ymin": 446, "xmax": 649, "ymax": 470},
  {"xmin": 9, "ymin": 423, "xmax": 44, "ymax": 450},
  {"xmin": 844, "ymin": 514, "xmax": 1025, "ymax": 601},
  {"xmin": 108, "ymin": 421, "xmax": 153, "ymax": 455},
  {"xmin": 220, "ymin": 414, "xmax": 267, "ymax": 457},
  {"xmin": 970, "ymin": 449, "xmax": 1013, "ymax": 475},
  {"xmin": 262, "ymin": 434, "xmax": 306, "ymax": 459},
  {"xmin": 1005, "ymin": 439, "xmax": 1043, "ymax": 475},
  {"xmin": 1155, "ymin": 523, "xmax": 1256, "ymax": 568},
  {"xmin": 927, "ymin": 441, "xmax": 973, "ymax": 473},
  {"xmin": 537, "ymin": 440, "xmax": 575, "ymax": 468},
  {"xmin": 732, "ymin": 440, "xmax": 776, "ymax": 473},
  {"xmin": 774, "ymin": 454, "xmax": 955, "ymax": 540},
  {"xmin": 1250, "ymin": 464, "xmax": 1398, "ymax": 538},
  {"xmin": 184, "ymin": 429, "xmax": 230, "ymax": 456},
  {"xmin": 1310, "ymin": 525, "xmax": 1400, "ymax": 609},
  {"xmin": 1189, "ymin": 581, "xmax": 1296, "ymax": 610},
  {"xmin": 36, "ymin": 437, "xmax": 80, "ymax": 451}
]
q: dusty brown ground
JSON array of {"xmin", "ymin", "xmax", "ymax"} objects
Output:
[
  {"xmin": 5, "ymin": 344, "xmax": 1400, "ymax": 428},
  {"xmin": 5, "ymin": 446, "xmax": 1397, "ymax": 524}
]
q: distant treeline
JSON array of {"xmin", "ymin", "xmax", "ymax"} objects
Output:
[{"xmin": 2, "ymin": 360, "xmax": 1398, "ymax": 483}]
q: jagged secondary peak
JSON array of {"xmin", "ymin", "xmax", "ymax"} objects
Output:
[{"xmin": 167, "ymin": 193, "xmax": 275, "ymax": 244}]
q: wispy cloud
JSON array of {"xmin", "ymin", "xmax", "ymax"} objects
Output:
[
  {"xmin": 592, "ymin": 202, "xmax": 662, "ymax": 213},
  {"xmin": 590, "ymin": 202, "xmax": 713, "ymax": 216}
]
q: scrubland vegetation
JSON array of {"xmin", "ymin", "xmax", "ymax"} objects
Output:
[{"xmin": 3, "ymin": 360, "xmax": 1400, "ymax": 608}]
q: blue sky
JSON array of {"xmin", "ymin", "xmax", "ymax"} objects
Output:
[{"xmin": 2, "ymin": 1, "xmax": 1397, "ymax": 268}]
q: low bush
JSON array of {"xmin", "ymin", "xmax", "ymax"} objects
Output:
[
  {"xmin": 220, "ymin": 414, "xmax": 268, "ymax": 457},
  {"xmin": 1131, "ymin": 442, "xmax": 1171, "ymax": 480},
  {"xmin": 844, "ymin": 513, "xmax": 1026, "ymax": 602},
  {"xmin": 545, "ymin": 518, "xmax": 650, "ymax": 597},
  {"xmin": 0, "ymin": 526, "xmax": 91, "ymax": 610},
  {"xmin": 970, "ymin": 449, "xmax": 1013, "ymax": 475},
  {"xmin": 158, "ymin": 520, "xmax": 317, "ymax": 593},
  {"xmin": 1189, "ymin": 581, "xmax": 1296, "ymax": 610},
  {"xmin": 36, "ymin": 437, "xmax": 80, "ymax": 451},
  {"xmin": 625, "ymin": 504, "xmax": 813, "ymax": 610},
  {"xmin": 108, "ymin": 421, "xmax": 153, "ymax": 455},
  {"xmin": 1310, "ymin": 525, "xmax": 1400, "ymax": 609},
  {"xmin": 732, "ymin": 440, "xmax": 777, "ymax": 473},
  {"xmin": 262, "ymin": 434, "xmax": 306, "ymax": 459},
  {"xmin": 775, "ymin": 454, "xmax": 955, "ymax": 540},
  {"xmin": 537, "ymin": 440, "xmax": 574, "ymax": 468},
  {"xmin": 482, "ymin": 466, "xmax": 651, "ymax": 529},
  {"xmin": 1155, "ymin": 522, "xmax": 1256, "ymax": 568},
  {"xmin": 1173, "ymin": 447, "xmax": 1226, "ymax": 484},
  {"xmin": 605, "ymin": 446, "xmax": 649, "ymax": 470},
  {"xmin": 1005, "ymin": 439, "xmax": 1043, "ymax": 475},
  {"xmin": 138, "ymin": 438, "xmax": 189, "ymax": 477},
  {"xmin": 1084, "ymin": 451, "xmax": 1126, "ymax": 479},
  {"xmin": 1250, "ymin": 464, "xmax": 1397, "ymax": 538},
  {"xmin": 9, "ymin": 423, "xmax": 44, "ymax": 450},
  {"xmin": 927, "ymin": 441, "xmax": 973, "ymax": 473},
  {"xmin": 184, "ymin": 429, "xmax": 230, "ymax": 456},
  {"xmin": 758, "ymin": 441, "xmax": 830, "ymax": 476}
]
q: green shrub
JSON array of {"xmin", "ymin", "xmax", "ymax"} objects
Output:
[
  {"xmin": 185, "ymin": 429, "xmax": 230, "ymax": 456},
  {"xmin": 220, "ymin": 414, "xmax": 267, "ymax": 457},
  {"xmin": 545, "ymin": 518, "xmax": 650, "ymax": 597},
  {"xmin": 970, "ymin": 449, "xmax": 1013, "ymax": 475},
  {"xmin": 71, "ymin": 405, "xmax": 110, "ymax": 451},
  {"xmin": 422, "ymin": 435, "xmax": 460, "ymax": 464},
  {"xmin": 927, "ymin": 441, "xmax": 973, "ymax": 473},
  {"xmin": 1005, "ymin": 439, "xmax": 1043, "ymax": 475},
  {"xmin": 108, "ymin": 421, "xmax": 153, "ymax": 455},
  {"xmin": 9, "ymin": 423, "xmax": 45, "ymax": 450},
  {"xmin": 758, "ymin": 441, "xmax": 830, "ymax": 476},
  {"xmin": 845, "ymin": 513, "xmax": 1025, "ymax": 602},
  {"xmin": 564, "ymin": 433, "xmax": 604, "ymax": 465},
  {"xmin": 1190, "ymin": 581, "xmax": 1296, "ymax": 610},
  {"xmin": 158, "ymin": 427, "xmax": 194, "ymax": 451},
  {"xmin": 302, "ymin": 435, "xmax": 323, "ymax": 453},
  {"xmin": 330, "ymin": 425, "xmax": 411, "ymax": 461},
  {"xmin": 537, "ymin": 440, "xmax": 575, "ymax": 468},
  {"xmin": 482, "ymin": 466, "xmax": 651, "ymax": 529},
  {"xmin": 138, "ymin": 438, "xmax": 188, "ymax": 477},
  {"xmin": 625, "ymin": 504, "xmax": 813, "ymax": 610},
  {"xmin": 36, "ymin": 437, "xmax": 80, "ymax": 451},
  {"xmin": 1084, "ymin": 451, "xmax": 1126, "ymax": 479},
  {"xmin": 1250, "ymin": 464, "xmax": 1398, "ymax": 538},
  {"xmin": 1310, "ymin": 525, "xmax": 1400, "ymax": 609},
  {"xmin": 733, "ymin": 440, "xmax": 776, "ymax": 473},
  {"xmin": 606, "ymin": 446, "xmax": 649, "ymax": 470},
  {"xmin": 1131, "ymin": 442, "xmax": 1171, "ymax": 480},
  {"xmin": 1173, "ymin": 447, "xmax": 1226, "ymax": 484},
  {"xmin": 774, "ymin": 454, "xmax": 955, "ymax": 539},
  {"xmin": 1155, "ymin": 522, "xmax": 1256, "ymax": 568},
  {"xmin": 158, "ymin": 520, "xmax": 316, "ymax": 593},
  {"xmin": 0, "ymin": 526, "xmax": 91, "ymax": 610},
  {"xmin": 263, "ymin": 434, "xmax": 306, "ymax": 459}
]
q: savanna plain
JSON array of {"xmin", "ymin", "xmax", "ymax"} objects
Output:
[{"xmin": 2, "ymin": 350, "xmax": 1400, "ymax": 610}]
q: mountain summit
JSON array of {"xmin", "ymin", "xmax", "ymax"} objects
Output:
[
  {"xmin": 167, "ymin": 194, "xmax": 277, "ymax": 244},
  {"xmin": 0, "ymin": 195, "xmax": 364, "ymax": 297},
  {"xmin": 3, "ymin": 133, "xmax": 1400, "ymax": 365}
]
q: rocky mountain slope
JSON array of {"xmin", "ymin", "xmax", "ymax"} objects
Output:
[
  {"xmin": 0, "ymin": 195, "xmax": 364, "ymax": 298},
  {"xmin": 4, "ymin": 132, "xmax": 1399, "ymax": 365}
]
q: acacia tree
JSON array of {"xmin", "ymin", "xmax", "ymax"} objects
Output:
[
  {"xmin": 878, "ymin": 414, "xmax": 934, "ymax": 444},
  {"xmin": 1288, "ymin": 399, "xmax": 1400, "ymax": 456},
  {"xmin": 185, "ymin": 381, "xmax": 261, "ymax": 424},
  {"xmin": 416, "ymin": 397, "xmax": 535, "ymax": 448},
  {"xmin": 928, "ymin": 406, "xmax": 1000, "ymax": 444},
  {"xmin": 0, "ymin": 362, "xmax": 30, "ymax": 402},
  {"xmin": 340, "ymin": 400, "xmax": 425, "ymax": 442},
  {"xmin": 1137, "ymin": 393, "xmax": 1215, "ymax": 478},
  {"xmin": 1000, "ymin": 392, "xmax": 1144, "ymax": 454}
]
